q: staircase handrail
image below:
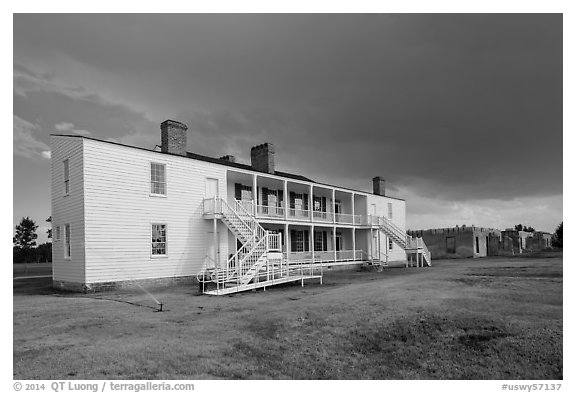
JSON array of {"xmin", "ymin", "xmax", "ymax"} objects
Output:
[
  {"xmin": 202, "ymin": 197, "xmax": 281, "ymax": 287},
  {"xmin": 232, "ymin": 199, "xmax": 267, "ymax": 240},
  {"xmin": 236, "ymin": 235, "xmax": 270, "ymax": 283},
  {"xmin": 420, "ymin": 238, "xmax": 431, "ymax": 266},
  {"xmin": 213, "ymin": 231, "xmax": 271, "ymax": 284},
  {"xmin": 221, "ymin": 198, "xmax": 258, "ymax": 239},
  {"xmin": 378, "ymin": 216, "xmax": 408, "ymax": 245}
]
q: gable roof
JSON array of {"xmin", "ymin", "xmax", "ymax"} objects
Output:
[
  {"xmin": 51, "ymin": 134, "xmax": 404, "ymax": 200},
  {"xmin": 185, "ymin": 152, "xmax": 313, "ymax": 182}
]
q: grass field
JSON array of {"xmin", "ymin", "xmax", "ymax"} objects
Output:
[
  {"xmin": 13, "ymin": 256, "xmax": 563, "ymax": 380},
  {"xmin": 13, "ymin": 262, "xmax": 52, "ymax": 278}
]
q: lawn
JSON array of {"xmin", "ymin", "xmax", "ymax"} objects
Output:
[{"xmin": 13, "ymin": 256, "xmax": 562, "ymax": 379}]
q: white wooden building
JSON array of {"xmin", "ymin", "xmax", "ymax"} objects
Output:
[{"xmin": 51, "ymin": 120, "xmax": 430, "ymax": 294}]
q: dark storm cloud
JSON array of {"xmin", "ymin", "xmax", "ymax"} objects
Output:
[{"xmin": 14, "ymin": 14, "xmax": 562, "ymax": 209}]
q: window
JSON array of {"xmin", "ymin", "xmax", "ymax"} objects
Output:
[
  {"xmin": 294, "ymin": 193, "xmax": 304, "ymax": 211},
  {"xmin": 335, "ymin": 200, "xmax": 342, "ymax": 214},
  {"xmin": 446, "ymin": 236, "xmax": 456, "ymax": 254},
  {"xmin": 151, "ymin": 224, "xmax": 167, "ymax": 256},
  {"xmin": 150, "ymin": 163, "xmax": 166, "ymax": 195},
  {"xmin": 294, "ymin": 230, "xmax": 305, "ymax": 252},
  {"xmin": 313, "ymin": 196, "xmax": 326, "ymax": 212},
  {"xmin": 313, "ymin": 196, "xmax": 327, "ymax": 218},
  {"xmin": 63, "ymin": 159, "xmax": 70, "ymax": 195},
  {"xmin": 64, "ymin": 224, "xmax": 71, "ymax": 259},
  {"xmin": 234, "ymin": 183, "xmax": 253, "ymax": 201},
  {"xmin": 54, "ymin": 226, "xmax": 61, "ymax": 241},
  {"xmin": 268, "ymin": 190, "xmax": 278, "ymax": 206},
  {"xmin": 388, "ymin": 238, "xmax": 393, "ymax": 251},
  {"xmin": 290, "ymin": 230, "xmax": 309, "ymax": 252},
  {"xmin": 289, "ymin": 193, "xmax": 309, "ymax": 217},
  {"xmin": 240, "ymin": 185, "xmax": 252, "ymax": 201},
  {"xmin": 475, "ymin": 237, "xmax": 480, "ymax": 253},
  {"xmin": 388, "ymin": 203, "xmax": 393, "ymax": 219},
  {"xmin": 314, "ymin": 231, "xmax": 328, "ymax": 251}
]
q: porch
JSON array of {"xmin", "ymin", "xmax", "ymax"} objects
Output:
[{"xmin": 226, "ymin": 170, "xmax": 370, "ymax": 226}]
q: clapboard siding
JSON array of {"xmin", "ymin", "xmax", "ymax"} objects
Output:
[
  {"xmin": 367, "ymin": 194, "xmax": 407, "ymax": 262},
  {"xmin": 82, "ymin": 139, "xmax": 228, "ymax": 283},
  {"xmin": 51, "ymin": 136, "xmax": 86, "ymax": 282}
]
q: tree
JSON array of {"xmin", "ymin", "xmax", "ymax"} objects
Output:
[
  {"xmin": 13, "ymin": 217, "xmax": 39, "ymax": 264},
  {"xmin": 13, "ymin": 217, "xmax": 38, "ymax": 249},
  {"xmin": 36, "ymin": 242, "xmax": 52, "ymax": 263},
  {"xmin": 46, "ymin": 216, "xmax": 52, "ymax": 239},
  {"xmin": 552, "ymin": 222, "xmax": 563, "ymax": 248},
  {"xmin": 514, "ymin": 224, "xmax": 524, "ymax": 231}
]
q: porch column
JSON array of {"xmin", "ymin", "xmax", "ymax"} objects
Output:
[
  {"xmin": 285, "ymin": 223, "xmax": 290, "ymax": 276},
  {"xmin": 213, "ymin": 218, "xmax": 219, "ymax": 268},
  {"xmin": 369, "ymin": 228, "xmax": 373, "ymax": 260},
  {"xmin": 309, "ymin": 184, "xmax": 314, "ymax": 223},
  {"xmin": 351, "ymin": 193, "xmax": 355, "ymax": 225},
  {"xmin": 252, "ymin": 174, "xmax": 258, "ymax": 215},
  {"xmin": 352, "ymin": 228, "xmax": 356, "ymax": 261},
  {"xmin": 333, "ymin": 226, "xmax": 337, "ymax": 262},
  {"xmin": 311, "ymin": 225, "xmax": 315, "ymax": 263},
  {"xmin": 377, "ymin": 229, "xmax": 381, "ymax": 261},
  {"xmin": 332, "ymin": 189, "xmax": 336, "ymax": 224},
  {"xmin": 283, "ymin": 180, "xmax": 288, "ymax": 220}
]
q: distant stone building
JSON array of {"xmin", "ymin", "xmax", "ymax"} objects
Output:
[
  {"xmin": 528, "ymin": 231, "xmax": 553, "ymax": 251},
  {"xmin": 407, "ymin": 225, "xmax": 501, "ymax": 260},
  {"xmin": 500, "ymin": 229, "xmax": 534, "ymax": 254}
]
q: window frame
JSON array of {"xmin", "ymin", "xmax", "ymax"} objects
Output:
[
  {"xmin": 294, "ymin": 230, "xmax": 305, "ymax": 252},
  {"xmin": 63, "ymin": 159, "xmax": 70, "ymax": 196},
  {"xmin": 64, "ymin": 224, "xmax": 71, "ymax": 259},
  {"xmin": 314, "ymin": 231, "xmax": 328, "ymax": 252},
  {"xmin": 150, "ymin": 162, "xmax": 167, "ymax": 197},
  {"xmin": 54, "ymin": 225, "xmax": 61, "ymax": 241},
  {"xmin": 387, "ymin": 202, "xmax": 393, "ymax": 219},
  {"xmin": 240, "ymin": 185, "xmax": 253, "ymax": 201},
  {"xmin": 151, "ymin": 223, "xmax": 168, "ymax": 258}
]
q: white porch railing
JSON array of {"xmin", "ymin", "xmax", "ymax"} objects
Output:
[
  {"xmin": 284, "ymin": 249, "xmax": 365, "ymax": 263},
  {"xmin": 207, "ymin": 197, "xmax": 375, "ymax": 227},
  {"xmin": 288, "ymin": 208, "xmax": 310, "ymax": 220},
  {"xmin": 256, "ymin": 204, "xmax": 285, "ymax": 218},
  {"xmin": 267, "ymin": 233, "xmax": 282, "ymax": 252},
  {"xmin": 202, "ymin": 197, "xmax": 220, "ymax": 215},
  {"xmin": 312, "ymin": 211, "xmax": 332, "ymax": 222},
  {"xmin": 335, "ymin": 213, "xmax": 365, "ymax": 225}
]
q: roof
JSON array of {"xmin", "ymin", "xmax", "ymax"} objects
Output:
[
  {"xmin": 185, "ymin": 152, "xmax": 314, "ymax": 183},
  {"xmin": 51, "ymin": 134, "xmax": 405, "ymax": 200}
]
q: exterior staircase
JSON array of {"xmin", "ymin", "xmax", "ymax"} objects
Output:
[
  {"xmin": 372, "ymin": 216, "xmax": 432, "ymax": 267},
  {"xmin": 199, "ymin": 198, "xmax": 321, "ymax": 295}
]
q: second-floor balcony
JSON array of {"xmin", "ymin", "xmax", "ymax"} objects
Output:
[
  {"xmin": 204, "ymin": 197, "xmax": 399, "ymax": 230},
  {"xmin": 251, "ymin": 200, "xmax": 367, "ymax": 225}
]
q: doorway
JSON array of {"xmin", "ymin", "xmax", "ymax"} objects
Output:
[
  {"xmin": 205, "ymin": 178, "xmax": 219, "ymax": 198},
  {"xmin": 335, "ymin": 233, "xmax": 343, "ymax": 251}
]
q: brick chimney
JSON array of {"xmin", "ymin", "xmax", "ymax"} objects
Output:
[
  {"xmin": 372, "ymin": 176, "xmax": 386, "ymax": 196},
  {"xmin": 219, "ymin": 155, "xmax": 236, "ymax": 163},
  {"xmin": 251, "ymin": 143, "xmax": 275, "ymax": 174},
  {"xmin": 161, "ymin": 120, "xmax": 188, "ymax": 156}
]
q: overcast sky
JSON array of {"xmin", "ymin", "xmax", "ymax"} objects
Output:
[{"xmin": 13, "ymin": 14, "xmax": 563, "ymax": 242}]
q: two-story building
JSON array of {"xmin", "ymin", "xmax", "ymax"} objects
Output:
[{"xmin": 51, "ymin": 120, "xmax": 430, "ymax": 294}]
